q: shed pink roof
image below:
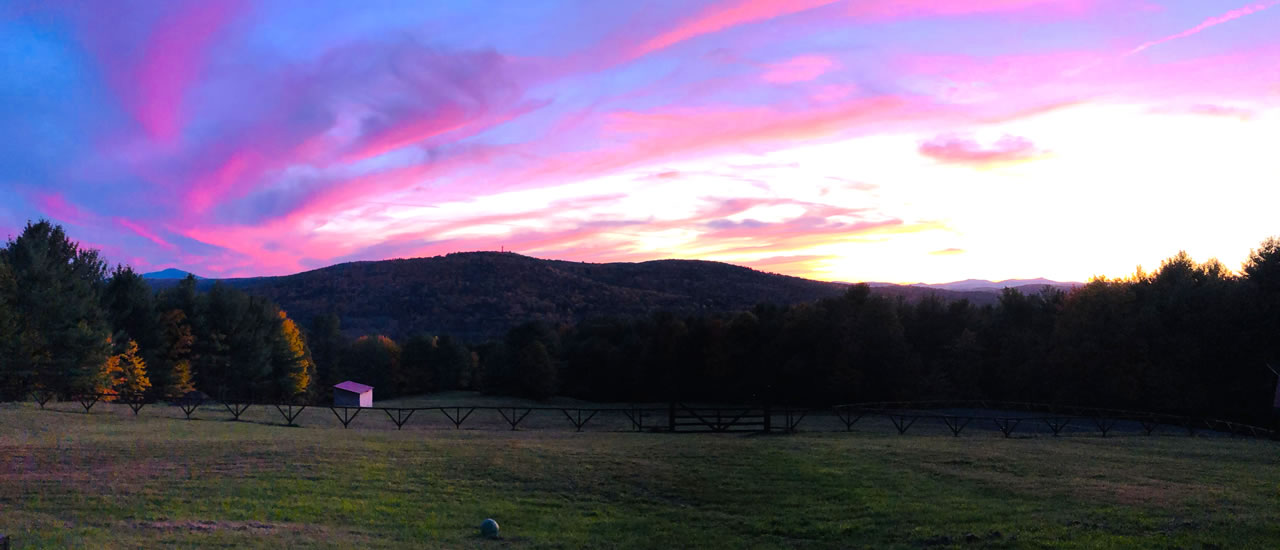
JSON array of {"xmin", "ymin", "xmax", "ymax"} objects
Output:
[{"xmin": 334, "ymin": 381, "xmax": 373, "ymax": 394}]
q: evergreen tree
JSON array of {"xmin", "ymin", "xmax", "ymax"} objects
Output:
[
  {"xmin": 346, "ymin": 335, "xmax": 400, "ymax": 395},
  {"xmin": 102, "ymin": 265, "xmax": 162, "ymax": 364},
  {"xmin": 156, "ymin": 308, "xmax": 196, "ymax": 398},
  {"xmin": 495, "ymin": 321, "xmax": 560, "ymax": 399},
  {"xmin": 434, "ymin": 334, "xmax": 475, "ymax": 391},
  {"xmin": 192, "ymin": 283, "xmax": 275, "ymax": 399},
  {"xmin": 0, "ymin": 261, "xmax": 18, "ymax": 398},
  {"xmin": 515, "ymin": 340, "xmax": 557, "ymax": 400},
  {"xmin": 0, "ymin": 221, "xmax": 112, "ymax": 397},
  {"xmin": 1245, "ymin": 237, "xmax": 1280, "ymax": 363},
  {"xmin": 399, "ymin": 334, "xmax": 438, "ymax": 395},
  {"xmin": 308, "ymin": 313, "xmax": 348, "ymax": 389},
  {"xmin": 157, "ymin": 274, "xmax": 199, "ymax": 317}
]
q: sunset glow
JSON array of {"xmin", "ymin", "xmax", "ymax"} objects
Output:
[{"xmin": 2, "ymin": 1, "xmax": 1277, "ymax": 282}]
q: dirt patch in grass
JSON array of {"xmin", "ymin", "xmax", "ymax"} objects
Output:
[
  {"xmin": 134, "ymin": 519, "xmax": 281, "ymax": 533},
  {"xmin": 133, "ymin": 518, "xmax": 336, "ymax": 536}
]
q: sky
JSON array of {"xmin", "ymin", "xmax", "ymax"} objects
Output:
[{"xmin": 1, "ymin": 0, "xmax": 1278, "ymax": 283}]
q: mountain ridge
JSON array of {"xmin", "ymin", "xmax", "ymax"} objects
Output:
[
  {"xmin": 141, "ymin": 268, "xmax": 203, "ymax": 280},
  {"xmin": 145, "ymin": 252, "xmax": 1075, "ymax": 341}
]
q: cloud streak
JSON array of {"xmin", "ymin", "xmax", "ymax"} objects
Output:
[
  {"xmin": 632, "ymin": 0, "xmax": 842, "ymax": 57},
  {"xmin": 1127, "ymin": 1, "xmax": 1280, "ymax": 56}
]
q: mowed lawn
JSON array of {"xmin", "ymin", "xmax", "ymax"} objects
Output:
[{"xmin": 1, "ymin": 401, "xmax": 1278, "ymax": 549}]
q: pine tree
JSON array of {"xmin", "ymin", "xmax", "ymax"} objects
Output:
[
  {"xmin": 156, "ymin": 308, "xmax": 195, "ymax": 398},
  {"xmin": 0, "ymin": 261, "xmax": 18, "ymax": 399},
  {"xmin": 0, "ymin": 221, "xmax": 112, "ymax": 397},
  {"xmin": 347, "ymin": 335, "xmax": 400, "ymax": 394},
  {"xmin": 102, "ymin": 266, "xmax": 161, "ymax": 362},
  {"xmin": 308, "ymin": 313, "xmax": 348, "ymax": 388},
  {"xmin": 400, "ymin": 334, "xmax": 438, "ymax": 395}
]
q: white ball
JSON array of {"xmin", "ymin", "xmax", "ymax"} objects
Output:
[{"xmin": 481, "ymin": 518, "xmax": 500, "ymax": 538}]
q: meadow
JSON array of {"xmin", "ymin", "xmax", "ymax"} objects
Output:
[{"xmin": 1, "ymin": 398, "xmax": 1278, "ymax": 549}]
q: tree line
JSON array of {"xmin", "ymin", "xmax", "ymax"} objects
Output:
[
  {"xmin": 3, "ymin": 220, "xmax": 1278, "ymax": 425},
  {"xmin": 317, "ymin": 236, "xmax": 1280, "ymax": 426},
  {"xmin": 0, "ymin": 221, "xmax": 313, "ymax": 402}
]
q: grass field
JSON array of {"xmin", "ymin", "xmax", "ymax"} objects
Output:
[{"xmin": 1, "ymin": 398, "xmax": 1278, "ymax": 549}]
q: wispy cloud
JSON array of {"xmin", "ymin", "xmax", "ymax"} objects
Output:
[
  {"xmin": 632, "ymin": 0, "xmax": 841, "ymax": 57},
  {"xmin": 1127, "ymin": 1, "xmax": 1279, "ymax": 56},
  {"xmin": 918, "ymin": 134, "xmax": 1045, "ymax": 167},
  {"xmin": 761, "ymin": 55, "xmax": 838, "ymax": 83}
]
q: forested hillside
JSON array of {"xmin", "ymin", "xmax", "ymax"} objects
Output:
[
  {"xmin": 147, "ymin": 253, "xmax": 1056, "ymax": 341},
  {"xmin": 150, "ymin": 253, "xmax": 853, "ymax": 340}
]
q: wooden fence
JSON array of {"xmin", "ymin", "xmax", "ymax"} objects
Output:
[{"xmin": 10, "ymin": 392, "xmax": 1276, "ymax": 439}]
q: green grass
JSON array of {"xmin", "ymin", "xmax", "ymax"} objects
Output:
[{"xmin": 1, "ymin": 400, "xmax": 1278, "ymax": 549}]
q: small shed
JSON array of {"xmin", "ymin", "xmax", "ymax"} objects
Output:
[{"xmin": 334, "ymin": 381, "xmax": 374, "ymax": 408}]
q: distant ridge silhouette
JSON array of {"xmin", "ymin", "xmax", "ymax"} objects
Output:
[
  {"xmin": 144, "ymin": 252, "xmax": 1072, "ymax": 340},
  {"xmin": 140, "ymin": 268, "xmax": 203, "ymax": 280}
]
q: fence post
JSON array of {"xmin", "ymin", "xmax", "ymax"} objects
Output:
[
  {"xmin": 668, "ymin": 402, "xmax": 676, "ymax": 432},
  {"xmin": 763, "ymin": 403, "xmax": 772, "ymax": 433}
]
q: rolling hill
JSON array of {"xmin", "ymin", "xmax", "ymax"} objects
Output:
[{"xmin": 146, "ymin": 253, "xmax": 1074, "ymax": 341}]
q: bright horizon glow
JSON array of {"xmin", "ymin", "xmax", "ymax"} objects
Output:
[{"xmin": 1, "ymin": 1, "xmax": 1278, "ymax": 283}]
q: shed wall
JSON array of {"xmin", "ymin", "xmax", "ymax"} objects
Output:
[{"xmin": 334, "ymin": 389, "xmax": 371, "ymax": 408}]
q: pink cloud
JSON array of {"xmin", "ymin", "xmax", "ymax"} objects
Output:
[
  {"xmin": 591, "ymin": 95, "xmax": 937, "ymax": 166},
  {"xmin": 633, "ymin": 0, "xmax": 842, "ymax": 57},
  {"xmin": 1151, "ymin": 103, "xmax": 1258, "ymax": 121},
  {"xmin": 898, "ymin": 51, "xmax": 1105, "ymax": 103},
  {"xmin": 33, "ymin": 192, "xmax": 94, "ymax": 226},
  {"xmin": 761, "ymin": 55, "xmax": 838, "ymax": 84},
  {"xmin": 131, "ymin": 40, "xmax": 545, "ymax": 227},
  {"xmin": 899, "ymin": 40, "xmax": 1280, "ymax": 113},
  {"xmin": 172, "ymin": 190, "xmax": 918, "ymax": 279},
  {"xmin": 117, "ymin": 218, "xmax": 177, "ymax": 251},
  {"xmin": 1127, "ymin": 1, "xmax": 1280, "ymax": 56},
  {"xmin": 629, "ymin": 0, "xmax": 1096, "ymax": 61},
  {"xmin": 385, "ymin": 202, "xmax": 917, "ymax": 274},
  {"xmin": 184, "ymin": 150, "xmax": 261, "ymax": 213},
  {"xmin": 811, "ymin": 84, "xmax": 859, "ymax": 102},
  {"xmin": 739, "ymin": 254, "xmax": 837, "ymax": 273},
  {"xmin": 918, "ymin": 134, "xmax": 1045, "ymax": 166},
  {"xmin": 127, "ymin": 1, "xmax": 245, "ymax": 141},
  {"xmin": 848, "ymin": 0, "xmax": 1098, "ymax": 19},
  {"xmin": 342, "ymin": 109, "xmax": 471, "ymax": 163}
]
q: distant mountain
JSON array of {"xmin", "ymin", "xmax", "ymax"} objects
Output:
[
  {"xmin": 144, "ymin": 253, "xmax": 1075, "ymax": 341},
  {"xmin": 866, "ymin": 278, "xmax": 1078, "ymax": 292},
  {"xmin": 916, "ymin": 278, "xmax": 1079, "ymax": 292},
  {"xmin": 141, "ymin": 268, "xmax": 202, "ymax": 280},
  {"xmin": 148, "ymin": 253, "xmax": 852, "ymax": 341}
]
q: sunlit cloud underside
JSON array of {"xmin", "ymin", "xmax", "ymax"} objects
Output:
[{"xmin": 1, "ymin": 0, "xmax": 1278, "ymax": 283}]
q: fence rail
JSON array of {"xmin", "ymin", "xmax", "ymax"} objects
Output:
[
  {"xmin": 832, "ymin": 401, "xmax": 1277, "ymax": 439},
  {"xmin": 8, "ymin": 392, "xmax": 1275, "ymax": 440}
]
